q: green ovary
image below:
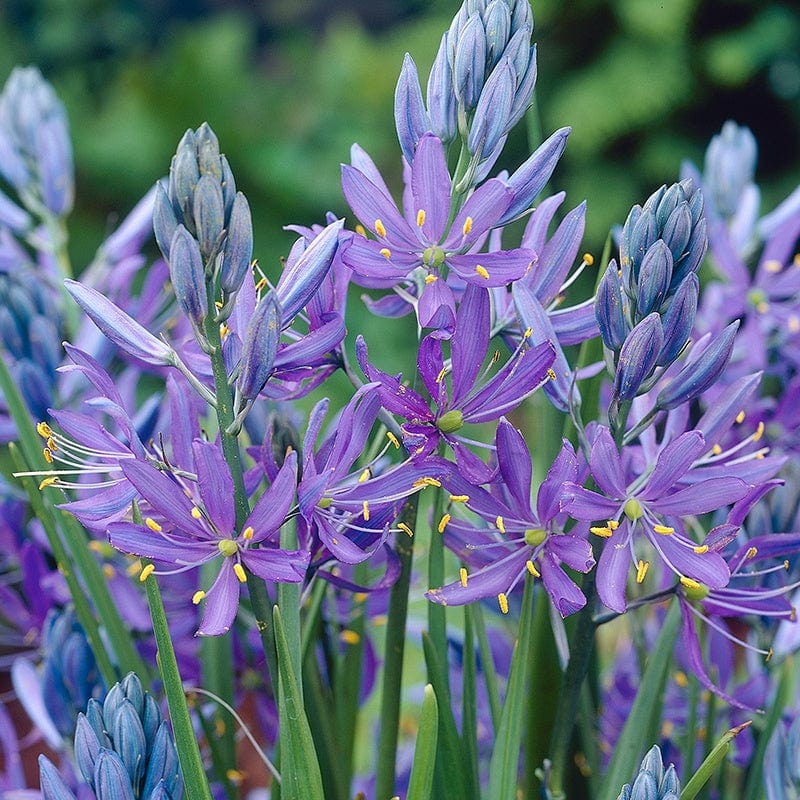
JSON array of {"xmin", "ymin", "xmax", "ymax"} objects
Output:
[
  {"xmin": 437, "ymin": 410, "xmax": 464, "ymax": 433},
  {"xmin": 623, "ymin": 498, "xmax": 643, "ymax": 520},
  {"xmin": 218, "ymin": 539, "xmax": 238, "ymax": 557}
]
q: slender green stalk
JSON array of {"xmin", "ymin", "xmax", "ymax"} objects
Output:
[
  {"xmin": 143, "ymin": 567, "xmax": 213, "ymax": 800},
  {"xmin": 470, "ymin": 602, "xmax": 501, "ymax": 731},
  {"xmin": 375, "ymin": 496, "xmax": 419, "ymax": 800},
  {"xmin": 427, "ymin": 478, "xmax": 449, "ymax": 694}
]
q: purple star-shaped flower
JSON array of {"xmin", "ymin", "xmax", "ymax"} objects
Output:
[
  {"xmin": 108, "ymin": 439, "xmax": 309, "ymax": 635},
  {"xmin": 562, "ymin": 426, "xmax": 750, "ymax": 613},
  {"xmin": 426, "ymin": 419, "xmax": 594, "ymax": 617},
  {"xmin": 340, "ymin": 132, "xmax": 535, "ymax": 335}
]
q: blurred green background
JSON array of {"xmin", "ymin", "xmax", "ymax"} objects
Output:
[{"xmin": 2, "ymin": 0, "xmax": 799, "ymax": 277}]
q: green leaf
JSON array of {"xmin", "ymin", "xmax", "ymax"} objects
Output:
[
  {"xmin": 488, "ymin": 576, "xmax": 535, "ymax": 800},
  {"xmin": 273, "ymin": 604, "xmax": 324, "ymax": 800},
  {"xmin": 681, "ymin": 722, "xmax": 753, "ymax": 800},
  {"xmin": 406, "ymin": 684, "xmax": 439, "ymax": 800},
  {"xmin": 598, "ymin": 601, "xmax": 680, "ymax": 800},
  {"xmin": 422, "ymin": 633, "xmax": 471, "ymax": 800}
]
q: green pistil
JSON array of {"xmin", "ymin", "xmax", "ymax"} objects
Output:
[
  {"xmin": 524, "ymin": 528, "xmax": 546, "ymax": 547},
  {"xmin": 624, "ymin": 498, "xmax": 643, "ymax": 521},
  {"xmin": 317, "ymin": 497, "xmax": 333, "ymax": 509},
  {"xmin": 422, "ymin": 245, "xmax": 446, "ymax": 268},
  {"xmin": 218, "ymin": 539, "xmax": 238, "ymax": 557},
  {"xmin": 436, "ymin": 410, "xmax": 464, "ymax": 433},
  {"xmin": 682, "ymin": 581, "xmax": 710, "ymax": 602},
  {"xmin": 747, "ymin": 288, "xmax": 768, "ymax": 308}
]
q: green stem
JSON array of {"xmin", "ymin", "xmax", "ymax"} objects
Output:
[
  {"xmin": 143, "ymin": 568, "xmax": 213, "ymax": 800},
  {"xmin": 375, "ymin": 496, "xmax": 418, "ymax": 800},
  {"xmin": 427, "ymin": 478, "xmax": 449, "ymax": 694},
  {"xmin": 547, "ymin": 571, "xmax": 598, "ymax": 799}
]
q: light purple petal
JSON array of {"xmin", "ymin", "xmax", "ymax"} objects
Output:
[
  {"xmin": 589, "ymin": 427, "xmax": 628, "ymax": 498},
  {"xmin": 650, "ymin": 477, "xmax": 749, "ymax": 516},
  {"xmin": 108, "ymin": 522, "xmax": 214, "ymax": 564},
  {"xmin": 596, "ymin": 526, "xmax": 632, "ymax": 613},
  {"xmin": 639, "ymin": 431, "xmax": 707, "ymax": 501},
  {"xmin": 560, "ymin": 484, "xmax": 622, "ymax": 520},
  {"xmin": 242, "ymin": 546, "xmax": 309, "ymax": 582},
  {"xmin": 539, "ymin": 551, "xmax": 588, "ymax": 616},
  {"xmin": 451, "ymin": 284, "xmax": 490, "ymax": 405},
  {"xmin": 537, "ymin": 440, "xmax": 578, "ymax": 523},
  {"xmin": 495, "ymin": 418, "xmax": 534, "ymax": 517},
  {"xmin": 448, "ymin": 249, "xmax": 534, "ymax": 286},
  {"xmin": 411, "ymin": 133, "xmax": 451, "ymax": 243},
  {"xmin": 446, "ymin": 179, "xmax": 514, "ymax": 250},
  {"xmin": 198, "ymin": 560, "xmax": 240, "ymax": 635},
  {"xmin": 245, "ymin": 451, "xmax": 298, "ymax": 542}
]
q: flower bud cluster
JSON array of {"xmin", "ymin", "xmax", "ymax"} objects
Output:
[
  {"xmin": 153, "ymin": 122, "xmax": 253, "ymax": 328},
  {"xmin": 0, "ymin": 66, "xmax": 74, "ymax": 218},
  {"xmin": 39, "ymin": 673, "xmax": 183, "ymax": 800},
  {"xmin": 616, "ymin": 746, "xmax": 680, "ymax": 800},
  {"xmin": 596, "ymin": 179, "xmax": 708, "ymax": 402},
  {"xmin": 395, "ymin": 0, "xmax": 536, "ymax": 170}
]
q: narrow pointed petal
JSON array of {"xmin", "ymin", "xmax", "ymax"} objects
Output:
[
  {"xmin": 651, "ymin": 477, "xmax": 749, "ymax": 515},
  {"xmin": 540, "ymin": 551, "xmax": 588, "ymax": 616},
  {"xmin": 197, "ymin": 560, "xmax": 240, "ymax": 635},
  {"xmin": 446, "ymin": 179, "xmax": 514, "ymax": 250},
  {"xmin": 243, "ymin": 546, "xmax": 309, "ymax": 582},
  {"xmin": 192, "ymin": 440, "xmax": 235, "ymax": 534},
  {"xmin": 496, "ymin": 418, "xmax": 534, "ymax": 517},
  {"xmin": 245, "ymin": 451, "xmax": 298, "ymax": 542},
  {"xmin": 395, "ymin": 53, "xmax": 429, "ymax": 164},
  {"xmin": 411, "ymin": 133, "xmax": 451, "ymax": 243},
  {"xmin": 639, "ymin": 431, "xmax": 707, "ymax": 501},
  {"xmin": 537, "ymin": 441, "xmax": 578, "ymax": 523},
  {"xmin": 447, "ymin": 248, "xmax": 534, "ymax": 286},
  {"xmin": 561, "ymin": 484, "xmax": 621, "ymax": 520},
  {"xmin": 108, "ymin": 522, "xmax": 214, "ymax": 564},
  {"xmin": 596, "ymin": 527, "xmax": 632, "ymax": 613},
  {"xmin": 589, "ymin": 427, "xmax": 628, "ymax": 498},
  {"xmin": 451, "ymin": 284, "xmax": 490, "ymax": 405}
]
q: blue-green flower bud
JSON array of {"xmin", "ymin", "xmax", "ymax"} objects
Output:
[
  {"xmin": 704, "ymin": 122, "xmax": 757, "ymax": 219},
  {"xmin": 657, "ymin": 273, "xmax": 697, "ymax": 366},
  {"xmin": 468, "ymin": 58, "xmax": 514, "ymax": 156},
  {"xmin": 616, "ymin": 746, "xmax": 681, "ymax": 800},
  {"xmin": 75, "ymin": 712, "xmax": 103, "ymax": 785},
  {"xmin": 655, "ymin": 321, "xmax": 739, "ymax": 410},
  {"xmin": 169, "ymin": 130, "xmax": 199, "ymax": 226},
  {"xmin": 453, "ymin": 14, "xmax": 486, "ymax": 111},
  {"xmin": 112, "ymin": 700, "xmax": 147, "ymax": 789},
  {"xmin": 141, "ymin": 723, "xmax": 181, "ymax": 799},
  {"xmin": 153, "ymin": 181, "xmax": 178, "ymax": 262},
  {"xmin": 595, "ymin": 261, "xmax": 628, "ymax": 351},
  {"xmin": 39, "ymin": 754, "xmax": 78, "ymax": 800},
  {"xmin": 483, "ymin": 1, "xmax": 512, "ymax": 68},
  {"xmin": 238, "ymin": 290, "xmax": 282, "ymax": 400},
  {"xmin": 395, "ymin": 53, "xmax": 429, "ymax": 164},
  {"xmin": 636, "ymin": 240, "xmax": 673, "ymax": 317},
  {"xmin": 195, "ymin": 122, "xmax": 222, "ymax": 179},
  {"xmin": 169, "ymin": 225, "xmax": 207, "ymax": 329},
  {"xmin": 94, "ymin": 748, "xmax": 136, "ymax": 800},
  {"xmin": 192, "ymin": 172, "xmax": 224, "ymax": 261},
  {"xmin": 661, "ymin": 202, "xmax": 692, "ymax": 266},
  {"xmin": 614, "ymin": 313, "xmax": 663, "ymax": 401},
  {"xmin": 219, "ymin": 191, "xmax": 253, "ymax": 296},
  {"xmin": 427, "ymin": 33, "xmax": 457, "ymax": 143}
]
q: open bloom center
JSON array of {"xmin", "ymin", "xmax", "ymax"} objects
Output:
[
  {"xmin": 422, "ymin": 245, "xmax": 446, "ymax": 268},
  {"xmin": 623, "ymin": 498, "xmax": 643, "ymax": 521},
  {"xmin": 217, "ymin": 539, "xmax": 238, "ymax": 557},
  {"xmin": 524, "ymin": 528, "xmax": 547, "ymax": 547},
  {"xmin": 436, "ymin": 409, "xmax": 464, "ymax": 434}
]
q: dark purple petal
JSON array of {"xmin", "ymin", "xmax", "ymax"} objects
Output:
[
  {"xmin": 192, "ymin": 440, "xmax": 235, "ymax": 534},
  {"xmin": 537, "ymin": 440, "xmax": 578, "ymax": 523},
  {"xmin": 417, "ymin": 335, "xmax": 447, "ymax": 406},
  {"xmin": 418, "ymin": 276, "xmax": 456, "ymax": 337},
  {"xmin": 244, "ymin": 451, "xmax": 298, "ymax": 542},
  {"xmin": 197, "ymin": 560, "xmax": 240, "ymax": 635},
  {"xmin": 447, "ymin": 179, "xmax": 514, "ymax": 250},
  {"xmin": 561, "ymin": 484, "xmax": 622, "ymax": 520},
  {"xmin": 340, "ymin": 236, "xmax": 414, "ymax": 286},
  {"xmin": 651, "ymin": 530, "xmax": 729, "ymax": 588},
  {"xmin": 451, "ymin": 284, "xmax": 490, "ymax": 406},
  {"xmin": 548, "ymin": 534, "xmax": 595, "ymax": 573},
  {"xmin": 495, "ymin": 418, "xmax": 534, "ymax": 517},
  {"xmin": 539, "ymin": 551, "xmax": 588, "ymax": 616}
]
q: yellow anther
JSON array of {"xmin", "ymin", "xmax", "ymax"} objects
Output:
[
  {"xmin": 756, "ymin": 301, "xmax": 769, "ymax": 314},
  {"xmin": 255, "ymin": 277, "xmax": 267, "ymax": 291},
  {"xmin": 139, "ymin": 563, "xmax": 155, "ymax": 582},
  {"xmin": 590, "ymin": 526, "xmax": 613, "ymax": 538},
  {"xmin": 387, "ymin": 431, "xmax": 401, "ymax": 449},
  {"xmin": 233, "ymin": 563, "xmax": 247, "ymax": 583},
  {"xmin": 523, "ymin": 327, "xmax": 532, "ymax": 339},
  {"xmin": 636, "ymin": 560, "xmax": 649, "ymax": 583},
  {"xmin": 662, "ymin": 721, "xmax": 675, "ymax": 738},
  {"xmin": 436, "ymin": 367, "xmax": 447, "ymax": 383},
  {"xmin": 475, "ymin": 264, "xmax": 490, "ymax": 280},
  {"xmin": 416, "ymin": 209, "xmax": 426, "ymax": 227},
  {"xmin": 791, "ymin": 607, "xmax": 797, "ymax": 622},
  {"xmin": 354, "ymin": 592, "xmax": 368, "ymax": 603},
  {"xmin": 379, "ymin": 247, "xmax": 391, "ymax": 259},
  {"xmin": 438, "ymin": 514, "xmax": 451, "ymax": 533},
  {"xmin": 753, "ymin": 421, "xmax": 765, "ymax": 441},
  {"xmin": 43, "ymin": 448, "xmax": 53, "ymax": 463},
  {"xmin": 462, "ymin": 216, "xmax": 473, "ymax": 236},
  {"xmin": 425, "ymin": 274, "xmax": 438, "ymax": 284},
  {"xmin": 680, "ymin": 576, "xmax": 702, "ymax": 591},
  {"xmin": 766, "ymin": 648, "xmax": 774, "ymax": 663},
  {"xmin": 459, "ymin": 567, "xmax": 468, "ymax": 588},
  {"xmin": 355, "ymin": 224, "xmax": 367, "ymax": 237},
  {"xmin": 125, "ymin": 558, "xmax": 142, "ymax": 576},
  {"xmin": 736, "ymin": 410, "xmax": 746, "ymax": 424},
  {"xmin": 526, "ymin": 560, "xmax": 540, "ymax": 578},
  {"xmin": 653, "ymin": 524, "xmax": 674, "ymax": 535},
  {"xmin": 46, "ymin": 437, "xmax": 58, "ymax": 452},
  {"xmin": 449, "ymin": 494, "xmax": 469, "ymax": 503},
  {"xmin": 242, "ymin": 526, "xmax": 254, "ymax": 541},
  {"xmin": 226, "ymin": 770, "xmax": 245, "ymax": 785},
  {"xmin": 785, "ymin": 560, "xmax": 791, "ymax": 571},
  {"xmin": 398, "ymin": 522, "xmax": 414, "ymax": 538},
  {"xmin": 693, "ymin": 545, "xmax": 709, "ymax": 554},
  {"xmin": 712, "ymin": 443, "xmax": 722, "ymax": 455},
  {"xmin": 39, "ymin": 477, "xmax": 58, "ymax": 490},
  {"xmin": 673, "ymin": 670, "xmax": 689, "ymax": 688},
  {"xmin": 215, "ymin": 718, "xmax": 226, "ymax": 737},
  {"xmin": 496, "ymin": 516, "xmax": 506, "ymax": 534},
  {"xmin": 36, "ymin": 421, "xmax": 52, "ymax": 438},
  {"xmin": 362, "ymin": 500, "xmax": 370, "ymax": 521},
  {"xmin": 764, "ymin": 259, "xmax": 782, "ymax": 273},
  {"xmin": 413, "ymin": 477, "xmax": 442, "ymax": 488},
  {"xmin": 145, "ymin": 518, "xmax": 162, "ymax": 532},
  {"xmin": 220, "ymin": 323, "xmax": 230, "ymax": 338},
  {"xmin": 794, "ymin": 253, "xmax": 800, "ymax": 267},
  {"xmin": 374, "ymin": 219, "xmax": 387, "ymax": 237},
  {"xmin": 358, "ymin": 468, "xmax": 370, "ymax": 483},
  {"xmin": 103, "ymin": 564, "xmax": 115, "ymax": 579},
  {"xmin": 547, "ymin": 368, "xmax": 557, "ymax": 381},
  {"xmin": 498, "ymin": 593, "xmax": 509, "ymax": 614},
  {"xmin": 789, "ymin": 316, "xmax": 800, "ymax": 333},
  {"xmin": 746, "ymin": 546, "xmax": 758, "ymax": 559},
  {"xmin": 583, "ymin": 252, "xmax": 595, "ymax": 266},
  {"xmin": 607, "ymin": 520, "xmax": 620, "ymax": 530},
  {"xmin": 340, "ymin": 629, "xmax": 361, "ymax": 646},
  {"xmin": 191, "ymin": 506, "xmax": 202, "ymax": 519}
]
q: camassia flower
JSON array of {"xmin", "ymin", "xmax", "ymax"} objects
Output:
[
  {"xmin": 426, "ymin": 419, "xmax": 594, "ymax": 617},
  {"xmin": 107, "ymin": 439, "xmax": 309, "ymax": 636},
  {"xmin": 356, "ymin": 283, "xmax": 555, "ymax": 479},
  {"xmin": 340, "ymin": 132, "xmax": 535, "ymax": 336},
  {"xmin": 562, "ymin": 426, "xmax": 750, "ymax": 613}
]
